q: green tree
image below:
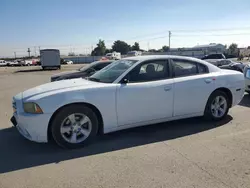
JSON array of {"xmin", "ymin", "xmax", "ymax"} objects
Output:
[
  {"xmin": 105, "ymin": 48, "xmax": 112, "ymax": 54},
  {"xmin": 131, "ymin": 42, "xmax": 140, "ymax": 51},
  {"xmin": 148, "ymin": 49, "xmax": 157, "ymax": 52},
  {"xmin": 91, "ymin": 39, "xmax": 106, "ymax": 56},
  {"xmin": 112, "ymin": 40, "xmax": 131, "ymax": 54},
  {"xmin": 228, "ymin": 43, "xmax": 238, "ymax": 56},
  {"xmin": 162, "ymin": 45, "xmax": 170, "ymax": 52},
  {"xmin": 68, "ymin": 52, "xmax": 75, "ymax": 56}
]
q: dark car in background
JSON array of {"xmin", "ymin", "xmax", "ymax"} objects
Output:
[
  {"xmin": 219, "ymin": 61, "xmax": 246, "ymax": 73},
  {"xmin": 201, "ymin": 53, "xmax": 226, "ymax": 60},
  {"xmin": 51, "ymin": 60, "xmax": 113, "ymax": 82},
  {"xmin": 201, "ymin": 53, "xmax": 232, "ymax": 67}
]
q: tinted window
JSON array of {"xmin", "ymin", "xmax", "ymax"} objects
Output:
[
  {"xmin": 127, "ymin": 60, "xmax": 169, "ymax": 82},
  {"xmin": 172, "ymin": 59, "xmax": 208, "ymax": 77}
]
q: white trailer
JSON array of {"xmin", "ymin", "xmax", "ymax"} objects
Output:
[
  {"xmin": 105, "ymin": 52, "xmax": 121, "ymax": 60},
  {"xmin": 40, "ymin": 49, "xmax": 60, "ymax": 69}
]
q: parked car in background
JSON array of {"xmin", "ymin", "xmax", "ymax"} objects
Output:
[
  {"xmin": 7, "ymin": 60, "xmax": 21, "ymax": 66},
  {"xmin": 0, "ymin": 60, "xmax": 7, "ymax": 66},
  {"xmin": 219, "ymin": 61, "xmax": 246, "ymax": 73},
  {"xmin": 127, "ymin": 51, "xmax": 142, "ymax": 57},
  {"xmin": 201, "ymin": 53, "xmax": 231, "ymax": 67},
  {"xmin": 16, "ymin": 59, "xmax": 26, "ymax": 66},
  {"xmin": 244, "ymin": 64, "xmax": 250, "ymax": 94},
  {"xmin": 61, "ymin": 60, "xmax": 74, "ymax": 65},
  {"xmin": 25, "ymin": 59, "xmax": 33, "ymax": 66},
  {"xmin": 11, "ymin": 55, "xmax": 245, "ymax": 149},
  {"xmin": 51, "ymin": 60, "xmax": 113, "ymax": 82}
]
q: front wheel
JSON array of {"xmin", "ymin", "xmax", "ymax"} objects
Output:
[
  {"xmin": 51, "ymin": 105, "xmax": 99, "ymax": 149},
  {"xmin": 204, "ymin": 91, "xmax": 229, "ymax": 121}
]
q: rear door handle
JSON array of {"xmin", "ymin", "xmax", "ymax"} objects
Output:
[
  {"xmin": 164, "ymin": 86, "xmax": 172, "ymax": 91},
  {"xmin": 204, "ymin": 78, "xmax": 212, "ymax": 84}
]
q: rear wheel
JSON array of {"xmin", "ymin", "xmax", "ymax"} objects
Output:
[
  {"xmin": 51, "ymin": 105, "xmax": 99, "ymax": 149},
  {"xmin": 204, "ymin": 90, "xmax": 229, "ymax": 121}
]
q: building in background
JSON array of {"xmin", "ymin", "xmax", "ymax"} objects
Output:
[
  {"xmin": 144, "ymin": 43, "xmax": 226, "ymax": 58},
  {"xmin": 239, "ymin": 48, "xmax": 250, "ymax": 57}
]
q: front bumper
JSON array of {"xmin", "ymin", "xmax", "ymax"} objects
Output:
[{"xmin": 11, "ymin": 112, "xmax": 51, "ymax": 143}]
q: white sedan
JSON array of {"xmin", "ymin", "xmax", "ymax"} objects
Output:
[{"xmin": 11, "ymin": 55, "xmax": 245, "ymax": 148}]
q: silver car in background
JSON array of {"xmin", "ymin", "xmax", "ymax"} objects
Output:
[{"xmin": 244, "ymin": 64, "xmax": 250, "ymax": 94}]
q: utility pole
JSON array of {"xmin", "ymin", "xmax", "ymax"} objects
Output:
[
  {"xmin": 168, "ymin": 31, "xmax": 172, "ymax": 49},
  {"xmin": 147, "ymin": 42, "xmax": 150, "ymax": 51},
  {"xmin": 27, "ymin": 48, "xmax": 31, "ymax": 57},
  {"xmin": 38, "ymin": 46, "xmax": 41, "ymax": 56},
  {"xmin": 34, "ymin": 46, "xmax": 37, "ymax": 57},
  {"xmin": 14, "ymin": 52, "xmax": 16, "ymax": 59}
]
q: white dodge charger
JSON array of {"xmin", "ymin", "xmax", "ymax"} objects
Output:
[{"xmin": 11, "ymin": 55, "xmax": 245, "ymax": 148}]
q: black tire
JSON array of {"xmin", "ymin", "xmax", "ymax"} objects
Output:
[
  {"xmin": 51, "ymin": 105, "xmax": 99, "ymax": 149},
  {"xmin": 204, "ymin": 90, "xmax": 229, "ymax": 121}
]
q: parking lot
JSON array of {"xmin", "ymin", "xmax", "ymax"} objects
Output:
[{"xmin": 0, "ymin": 65, "xmax": 250, "ymax": 188}]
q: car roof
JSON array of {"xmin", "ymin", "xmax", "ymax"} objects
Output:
[{"xmin": 123, "ymin": 55, "xmax": 208, "ymax": 63}]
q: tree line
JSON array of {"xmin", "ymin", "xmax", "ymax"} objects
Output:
[{"xmin": 90, "ymin": 39, "xmax": 170, "ymax": 56}]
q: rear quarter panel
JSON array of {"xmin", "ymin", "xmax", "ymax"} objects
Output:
[{"xmin": 215, "ymin": 70, "xmax": 245, "ymax": 106}]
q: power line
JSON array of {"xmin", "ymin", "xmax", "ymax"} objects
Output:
[
  {"xmin": 173, "ymin": 33, "xmax": 250, "ymax": 37},
  {"xmin": 172, "ymin": 27, "xmax": 250, "ymax": 33}
]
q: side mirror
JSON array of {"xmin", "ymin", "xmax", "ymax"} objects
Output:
[{"xmin": 121, "ymin": 78, "xmax": 129, "ymax": 84}]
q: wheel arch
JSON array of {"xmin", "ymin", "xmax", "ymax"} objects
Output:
[
  {"xmin": 47, "ymin": 102, "xmax": 104, "ymax": 142},
  {"xmin": 209, "ymin": 87, "xmax": 233, "ymax": 108}
]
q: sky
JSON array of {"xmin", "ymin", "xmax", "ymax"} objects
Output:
[{"xmin": 1, "ymin": 0, "xmax": 250, "ymax": 57}]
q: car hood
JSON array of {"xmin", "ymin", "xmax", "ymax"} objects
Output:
[
  {"xmin": 22, "ymin": 78, "xmax": 101, "ymax": 100},
  {"xmin": 51, "ymin": 70, "xmax": 80, "ymax": 78}
]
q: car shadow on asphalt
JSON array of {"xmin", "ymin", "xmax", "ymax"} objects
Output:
[
  {"xmin": 238, "ymin": 93, "xmax": 250, "ymax": 107},
  {"xmin": 14, "ymin": 68, "xmax": 57, "ymax": 73},
  {"xmin": 0, "ymin": 115, "xmax": 232, "ymax": 174}
]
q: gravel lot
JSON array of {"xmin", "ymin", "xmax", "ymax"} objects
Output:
[{"xmin": 0, "ymin": 65, "xmax": 250, "ymax": 188}]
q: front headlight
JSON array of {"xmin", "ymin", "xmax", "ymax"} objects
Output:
[{"xmin": 23, "ymin": 102, "xmax": 43, "ymax": 114}]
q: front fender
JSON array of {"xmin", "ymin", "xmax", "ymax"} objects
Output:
[{"xmin": 32, "ymin": 86, "xmax": 118, "ymax": 132}]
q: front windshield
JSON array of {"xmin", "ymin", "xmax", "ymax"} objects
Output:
[{"xmin": 89, "ymin": 59, "xmax": 137, "ymax": 83}]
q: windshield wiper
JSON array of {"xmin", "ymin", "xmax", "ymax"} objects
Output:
[{"xmin": 87, "ymin": 77, "xmax": 100, "ymax": 82}]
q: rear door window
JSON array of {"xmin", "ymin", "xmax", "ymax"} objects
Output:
[{"xmin": 172, "ymin": 59, "xmax": 208, "ymax": 77}]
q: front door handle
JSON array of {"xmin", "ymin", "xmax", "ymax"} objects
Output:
[
  {"xmin": 204, "ymin": 78, "xmax": 212, "ymax": 84},
  {"xmin": 164, "ymin": 86, "xmax": 172, "ymax": 91}
]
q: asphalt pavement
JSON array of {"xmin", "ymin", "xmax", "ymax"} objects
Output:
[{"xmin": 0, "ymin": 66, "xmax": 250, "ymax": 188}]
